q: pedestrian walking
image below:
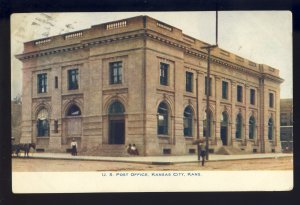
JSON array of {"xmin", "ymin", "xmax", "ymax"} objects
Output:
[
  {"xmin": 71, "ymin": 138, "xmax": 78, "ymax": 156},
  {"xmin": 199, "ymin": 141, "xmax": 206, "ymax": 166}
]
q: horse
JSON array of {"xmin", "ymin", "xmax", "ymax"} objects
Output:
[{"xmin": 12, "ymin": 143, "xmax": 36, "ymax": 157}]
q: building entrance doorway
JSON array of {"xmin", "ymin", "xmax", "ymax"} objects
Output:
[
  {"xmin": 108, "ymin": 101, "xmax": 126, "ymax": 145},
  {"xmin": 109, "ymin": 119, "xmax": 125, "ymax": 144},
  {"xmin": 220, "ymin": 111, "xmax": 229, "ymax": 146},
  {"xmin": 221, "ymin": 126, "xmax": 227, "ymax": 145}
]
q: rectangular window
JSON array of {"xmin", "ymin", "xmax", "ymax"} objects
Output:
[
  {"xmin": 222, "ymin": 81, "xmax": 228, "ymax": 99},
  {"xmin": 37, "ymin": 73, "xmax": 47, "ymax": 93},
  {"xmin": 55, "ymin": 76, "xmax": 58, "ymax": 89},
  {"xmin": 269, "ymin": 93, "xmax": 274, "ymax": 108},
  {"xmin": 109, "ymin": 61, "xmax": 122, "ymax": 84},
  {"xmin": 250, "ymin": 89, "xmax": 255, "ymax": 105},
  {"xmin": 205, "ymin": 76, "xmax": 212, "ymax": 96},
  {"xmin": 186, "ymin": 72, "xmax": 193, "ymax": 92},
  {"xmin": 160, "ymin": 63, "xmax": 168, "ymax": 86},
  {"xmin": 68, "ymin": 69, "xmax": 79, "ymax": 90},
  {"xmin": 237, "ymin": 85, "xmax": 243, "ymax": 102}
]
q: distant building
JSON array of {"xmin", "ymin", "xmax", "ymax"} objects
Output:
[
  {"xmin": 16, "ymin": 16, "xmax": 283, "ymax": 156},
  {"xmin": 11, "ymin": 101, "xmax": 22, "ymax": 144},
  {"xmin": 280, "ymin": 99, "xmax": 293, "ymax": 152}
]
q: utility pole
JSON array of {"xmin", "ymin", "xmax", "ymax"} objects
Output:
[
  {"xmin": 196, "ymin": 72, "xmax": 200, "ymax": 161},
  {"xmin": 200, "ymin": 11, "xmax": 218, "ymax": 160}
]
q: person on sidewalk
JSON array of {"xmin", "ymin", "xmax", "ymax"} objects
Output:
[
  {"xmin": 131, "ymin": 144, "xmax": 139, "ymax": 156},
  {"xmin": 126, "ymin": 144, "xmax": 132, "ymax": 155},
  {"xmin": 199, "ymin": 141, "xmax": 206, "ymax": 166},
  {"xmin": 71, "ymin": 138, "xmax": 78, "ymax": 156}
]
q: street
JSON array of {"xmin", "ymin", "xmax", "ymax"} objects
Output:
[{"xmin": 12, "ymin": 156, "xmax": 293, "ymax": 172}]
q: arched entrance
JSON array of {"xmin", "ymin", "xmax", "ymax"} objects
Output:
[
  {"xmin": 220, "ymin": 112, "xmax": 228, "ymax": 145},
  {"xmin": 63, "ymin": 104, "xmax": 82, "ymax": 145},
  {"xmin": 108, "ymin": 101, "xmax": 125, "ymax": 144}
]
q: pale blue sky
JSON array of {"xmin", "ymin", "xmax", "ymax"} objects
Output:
[{"xmin": 11, "ymin": 11, "xmax": 292, "ymax": 99}]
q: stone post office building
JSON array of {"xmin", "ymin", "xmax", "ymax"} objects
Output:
[{"xmin": 16, "ymin": 15, "xmax": 283, "ymax": 156}]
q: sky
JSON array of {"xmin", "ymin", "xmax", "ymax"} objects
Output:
[{"xmin": 11, "ymin": 11, "xmax": 293, "ymax": 99}]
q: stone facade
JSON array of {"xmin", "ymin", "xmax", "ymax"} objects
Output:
[{"xmin": 16, "ymin": 15, "xmax": 283, "ymax": 156}]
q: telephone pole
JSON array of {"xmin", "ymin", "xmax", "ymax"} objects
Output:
[{"xmin": 200, "ymin": 11, "xmax": 218, "ymax": 160}]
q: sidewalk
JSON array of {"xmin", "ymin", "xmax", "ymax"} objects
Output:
[{"xmin": 13, "ymin": 152, "xmax": 293, "ymax": 165}]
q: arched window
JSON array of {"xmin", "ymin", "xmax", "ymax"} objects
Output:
[
  {"xmin": 183, "ymin": 106, "xmax": 193, "ymax": 137},
  {"xmin": 109, "ymin": 101, "xmax": 125, "ymax": 114},
  {"xmin": 157, "ymin": 102, "xmax": 168, "ymax": 135},
  {"xmin": 37, "ymin": 108, "xmax": 49, "ymax": 137},
  {"xmin": 236, "ymin": 113, "xmax": 242, "ymax": 139},
  {"xmin": 268, "ymin": 117, "xmax": 274, "ymax": 140},
  {"xmin": 203, "ymin": 110, "xmax": 213, "ymax": 137},
  {"xmin": 249, "ymin": 116, "xmax": 256, "ymax": 139},
  {"xmin": 67, "ymin": 104, "xmax": 81, "ymax": 116}
]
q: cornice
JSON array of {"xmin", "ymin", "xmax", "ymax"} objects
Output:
[
  {"xmin": 145, "ymin": 32, "xmax": 263, "ymax": 79},
  {"xmin": 261, "ymin": 73, "xmax": 284, "ymax": 84},
  {"xmin": 16, "ymin": 29, "xmax": 281, "ymax": 82},
  {"xmin": 15, "ymin": 30, "xmax": 145, "ymax": 61}
]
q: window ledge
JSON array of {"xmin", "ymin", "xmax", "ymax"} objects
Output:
[
  {"xmin": 64, "ymin": 116, "xmax": 82, "ymax": 119},
  {"xmin": 184, "ymin": 136, "xmax": 194, "ymax": 139},
  {"xmin": 36, "ymin": 136, "xmax": 50, "ymax": 139},
  {"xmin": 32, "ymin": 95, "xmax": 51, "ymax": 99},
  {"xmin": 158, "ymin": 135, "xmax": 169, "ymax": 138},
  {"xmin": 184, "ymin": 92, "xmax": 195, "ymax": 98},
  {"xmin": 61, "ymin": 92, "xmax": 83, "ymax": 97}
]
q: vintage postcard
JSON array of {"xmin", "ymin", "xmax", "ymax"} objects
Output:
[{"xmin": 11, "ymin": 12, "xmax": 293, "ymax": 192}]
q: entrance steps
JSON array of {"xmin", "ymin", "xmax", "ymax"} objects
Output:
[
  {"xmin": 215, "ymin": 146, "xmax": 246, "ymax": 155},
  {"xmin": 81, "ymin": 144, "xmax": 129, "ymax": 157}
]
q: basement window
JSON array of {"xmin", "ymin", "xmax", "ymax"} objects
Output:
[
  {"xmin": 189, "ymin": 149, "xmax": 196, "ymax": 154},
  {"xmin": 163, "ymin": 148, "xmax": 171, "ymax": 155}
]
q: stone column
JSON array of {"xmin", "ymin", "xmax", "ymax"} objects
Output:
[
  {"xmin": 215, "ymin": 76, "xmax": 221, "ymax": 146},
  {"xmin": 244, "ymin": 84, "xmax": 249, "ymax": 147},
  {"xmin": 49, "ymin": 65, "xmax": 62, "ymax": 151},
  {"xmin": 173, "ymin": 59, "xmax": 185, "ymax": 154},
  {"xmin": 198, "ymin": 71, "xmax": 205, "ymax": 138},
  {"xmin": 231, "ymin": 80, "xmax": 237, "ymax": 146},
  {"xmin": 275, "ymin": 89, "xmax": 281, "ymax": 152},
  {"xmin": 258, "ymin": 78, "xmax": 265, "ymax": 153},
  {"xmin": 20, "ymin": 68, "xmax": 33, "ymax": 144}
]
